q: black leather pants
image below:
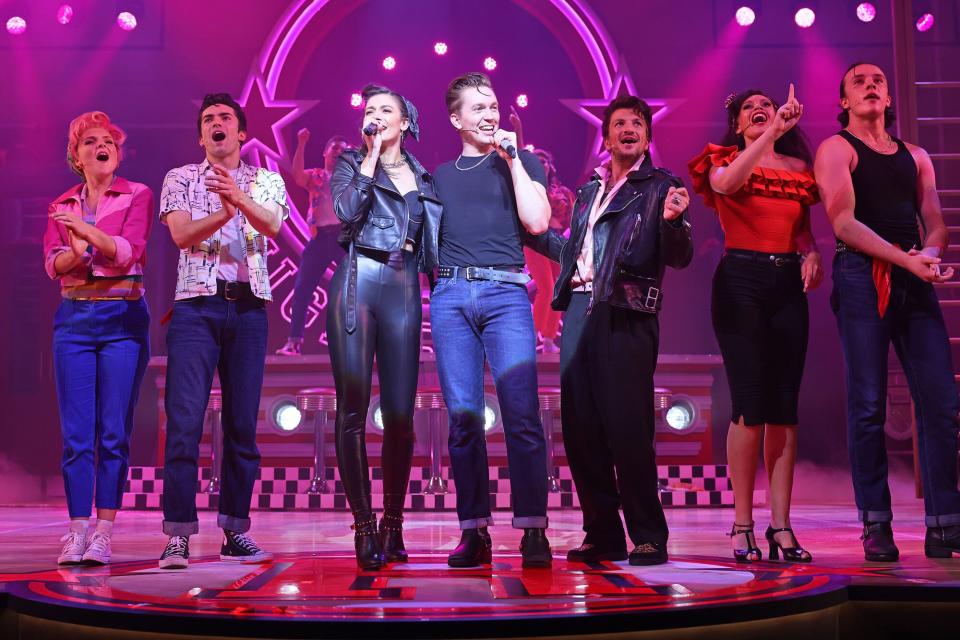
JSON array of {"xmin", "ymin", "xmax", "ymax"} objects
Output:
[{"xmin": 327, "ymin": 248, "xmax": 421, "ymax": 518}]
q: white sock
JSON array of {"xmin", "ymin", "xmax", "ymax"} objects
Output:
[
  {"xmin": 69, "ymin": 519, "xmax": 89, "ymax": 535},
  {"xmin": 95, "ymin": 519, "xmax": 114, "ymax": 535}
]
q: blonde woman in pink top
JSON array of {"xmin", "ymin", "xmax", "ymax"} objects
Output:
[{"xmin": 42, "ymin": 111, "xmax": 152, "ymax": 566}]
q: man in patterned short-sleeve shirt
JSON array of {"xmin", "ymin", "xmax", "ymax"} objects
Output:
[{"xmin": 156, "ymin": 93, "xmax": 288, "ymax": 570}]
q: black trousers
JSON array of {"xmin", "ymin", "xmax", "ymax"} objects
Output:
[
  {"xmin": 327, "ymin": 249, "xmax": 421, "ymax": 517},
  {"xmin": 560, "ymin": 293, "xmax": 667, "ymax": 547}
]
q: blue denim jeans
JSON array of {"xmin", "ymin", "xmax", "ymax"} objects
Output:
[
  {"xmin": 53, "ymin": 299, "xmax": 150, "ymax": 518},
  {"xmin": 832, "ymin": 251, "xmax": 960, "ymax": 526},
  {"xmin": 162, "ymin": 294, "xmax": 267, "ymax": 536},
  {"xmin": 431, "ymin": 273, "xmax": 548, "ymax": 529}
]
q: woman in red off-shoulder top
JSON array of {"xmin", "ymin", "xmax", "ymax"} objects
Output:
[{"xmin": 688, "ymin": 85, "xmax": 822, "ymax": 565}]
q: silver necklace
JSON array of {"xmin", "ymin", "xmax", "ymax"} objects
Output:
[
  {"xmin": 380, "ymin": 157, "xmax": 408, "ymax": 170},
  {"xmin": 455, "ymin": 152, "xmax": 494, "ymax": 171}
]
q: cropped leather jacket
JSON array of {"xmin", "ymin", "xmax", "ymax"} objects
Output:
[{"xmin": 551, "ymin": 154, "xmax": 693, "ymax": 314}]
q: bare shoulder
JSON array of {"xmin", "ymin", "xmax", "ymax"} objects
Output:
[{"xmin": 904, "ymin": 141, "xmax": 931, "ymax": 164}]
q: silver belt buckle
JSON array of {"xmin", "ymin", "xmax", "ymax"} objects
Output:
[
  {"xmin": 465, "ymin": 267, "xmax": 481, "ymax": 281},
  {"xmin": 773, "ymin": 256, "xmax": 786, "ymax": 267},
  {"xmin": 223, "ymin": 281, "xmax": 240, "ymax": 301},
  {"xmin": 645, "ymin": 286, "xmax": 660, "ymax": 309}
]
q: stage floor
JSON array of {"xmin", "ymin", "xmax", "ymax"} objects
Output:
[{"xmin": 2, "ymin": 504, "xmax": 960, "ymax": 639}]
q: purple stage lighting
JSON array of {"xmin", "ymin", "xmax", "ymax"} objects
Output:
[
  {"xmin": 735, "ymin": 6, "xmax": 756, "ymax": 27},
  {"xmin": 57, "ymin": 4, "xmax": 74, "ymax": 25},
  {"xmin": 855, "ymin": 3, "xmax": 876, "ymax": 22},
  {"xmin": 516, "ymin": 94, "xmax": 528, "ymax": 108},
  {"xmin": 350, "ymin": 92, "xmax": 362, "ymax": 108},
  {"xmin": 117, "ymin": 11, "xmax": 137, "ymax": 31},
  {"xmin": 916, "ymin": 13, "xmax": 934, "ymax": 32},
  {"xmin": 382, "ymin": 56, "xmax": 396, "ymax": 70},
  {"xmin": 433, "ymin": 42, "xmax": 447, "ymax": 55},
  {"xmin": 794, "ymin": 7, "xmax": 815, "ymax": 28},
  {"xmin": 6, "ymin": 16, "xmax": 26, "ymax": 35},
  {"xmin": 483, "ymin": 56, "xmax": 497, "ymax": 71}
]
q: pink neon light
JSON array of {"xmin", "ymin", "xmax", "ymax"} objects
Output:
[
  {"xmin": 794, "ymin": 8, "xmax": 815, "ymax": 28},
  {"xmin": 434, "ymin": 42, "xmax": 447, "ymax": 55},
  {"xmin": 483, "ymin": 57, "xmax": 497, "ymax": 71},
  {"xmin": 916, "ymin": 13, "xmax": 934, "ymax": 32},
  {"xmin": 856, "ymin": 3, "xmax": 876, "ymax": 22},
  {"xmin": 6, "ymin": 16, "xmax": 26, "ymax": 35},
  {"xmin": 117, "ymin": 11, "xmax": 137, "ymax": 31},
  {"xmin": 516, "ymin": 94, "xmax": 529, "ymax": 108},
  {"xmin": 735, "ymin": 7, "xmax": 755, "ymax": 26},
  {"xmin": 350, "ymin": 92, "xmax": 362, "ymax": 108},
  {"xmin": 382, "ymin": 56, "xmax": 396, "ymax": 70},
  {"xmin": 57, "ymin": 5, "xmax": 74, "ymax": 25}
]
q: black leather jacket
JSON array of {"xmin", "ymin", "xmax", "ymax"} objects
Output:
[
  {"xmin": 550, "ymin": 154, "xmax": 693, "ymax": 313},
  {"xmin": 331, "ymin": 149, "xmax": 442, "ymax": 272}
]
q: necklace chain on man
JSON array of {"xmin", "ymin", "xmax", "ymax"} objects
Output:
[{"xmin": 455, "ymin": 152, "xmax": 494, "ymax": 171}]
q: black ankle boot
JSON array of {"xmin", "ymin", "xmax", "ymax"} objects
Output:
[
  {"xmin": 862, "ymin": 521, "xmax": 899, "ymax": 562},
  {"xmin": 520, "ymin": 528, "xmax": 552, "ymax": 568},
  {"xmin": 925, "ymin": 524, "xmax": 960, "ymax": 558},
  {"xmin": 380, "ymin": 512, "xmax": 408, "ymax": 563},
  {"xmin": 447, "ymin": 528, "xmax": 492, "ymax": 567},
  {"xmin": 351, "ymin": 516, "xmax": 383, "ymax": 570}
]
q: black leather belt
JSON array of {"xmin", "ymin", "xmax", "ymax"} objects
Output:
[
  {"xmin": 436, "ymin": 265, "xmax": 531, "ymax": 284},
  {"xmin": 723, "ymin": 248, "xmax": 801, "ymax": 267},
  {"xmin": 216, "ymin": 279, "xmax": 257, "ymax": 302}
]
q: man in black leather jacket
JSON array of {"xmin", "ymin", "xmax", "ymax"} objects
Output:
[{"xmin": 553, "ymin": 95, "xmax": 693, "ymax": 566}]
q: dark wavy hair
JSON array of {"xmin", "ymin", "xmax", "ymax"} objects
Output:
[
  {"xmin": 837, "ymin": 62, "xmax": 896, "ymax": 129},
  {"xmin": 196, "ymin": 93, "xmax": 247, "ymax": 136},
  {"xmin": 601, "ymin": 95, "xmax": 653, "ymax": 142},
  {"xmin": 720, "ymin": 89, "xmax": 811, "ymax": 165},
  {"xmin": 360, "ymin": 83, "xmax": 411, "ymax": 147}
]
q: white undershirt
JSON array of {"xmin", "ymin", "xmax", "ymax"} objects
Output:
[{"xmin": 216, "ymin": 169, "xmax": 249, "ymax": 282}]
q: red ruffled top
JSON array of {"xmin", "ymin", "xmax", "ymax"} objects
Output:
[{"xmin": 687, "ymin": 143, "xmax": 819, "ymax": 254}]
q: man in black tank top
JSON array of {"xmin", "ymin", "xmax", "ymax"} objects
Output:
[{"xmin": 816, "ymin": 62, "xmax": 959, "ymax": 562}]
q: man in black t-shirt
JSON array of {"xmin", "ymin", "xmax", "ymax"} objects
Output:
[
  {"xmin": 817, "ymin": 62, "xmax": 960, "ymax": 561},
  {"xmin": 426, "ymin": 72, "xmax": 554, "ymax": 568}
]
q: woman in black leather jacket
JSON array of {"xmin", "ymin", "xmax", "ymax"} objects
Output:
[{"xmin": 328, "ymin": 84, "xmax": 441, "ymax": 570}]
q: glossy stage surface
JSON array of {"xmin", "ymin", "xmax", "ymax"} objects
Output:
[{"xmin": 2, "ymin": 505, "xmax": 960, "ymax": 639}]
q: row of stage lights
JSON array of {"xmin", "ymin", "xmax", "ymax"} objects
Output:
[
  {"xmin": 269, "ymin": 394, "xmax": 698, "ymax": 434},
  {"xmin": 6, "ymin": 4, "xmax": 139, "ymax": 34},
  {"xmin": 734, "ymin": 3, "xmax": 936, "ymax": 31},
  {"xmin": 347, "ymin": 45, "xmax": 530, "ymax": 110}
]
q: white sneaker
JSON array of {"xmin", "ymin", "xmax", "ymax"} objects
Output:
[
  {"xmin": 81, "ymin": 531, "xmax": 112, "ymax": 565},
  {"xmin": 58, "ymin": 530, "xmax": 87, "ymax": 565}
]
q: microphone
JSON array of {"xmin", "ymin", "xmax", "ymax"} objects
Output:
[
  {"xmin": 362, "ymin": 122, "xmax": 379, "ymax": 136},
  {"xmin": 499, "ymin": 140, "xmax": 517, "ymax": 159}
]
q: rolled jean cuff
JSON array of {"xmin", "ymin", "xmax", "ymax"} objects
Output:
[
  {"xmin": 512, "ymin": 516, "xmax": 548, "ymax": 529},
  {"xmin": 859, "ymin": 509, "xmax": 893, "ymax": 523},
  {"xmin": 218, "ymin": 513, "xmax": 251, "ymax": 533},
  {"xmin": 925, "ymin": 513, "xmax": 960, "ymax": 527},
  {"xmin": 459, "ymin": 516, "xmax": 495, "ymax": 530},
  {"xmin": 162, "ymin": 520, "xmax": 199, "ymax": 537}
]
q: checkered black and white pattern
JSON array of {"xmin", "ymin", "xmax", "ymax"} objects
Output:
[{"xmin": 122, "ymin": 464, "xmax": 758, "ymax": 511}]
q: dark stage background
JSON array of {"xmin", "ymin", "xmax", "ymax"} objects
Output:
[{"xmin": 0, "ymin": 0, "xmax": 957, "ymax": 502}]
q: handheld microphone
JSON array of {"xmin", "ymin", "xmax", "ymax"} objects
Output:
[
  {"xmin": 500, "ymin": 141, "xmax": 517, "ymax": 159},
  {"xmin": 362, "ymin": 122, "xmax": 379, "ymax": 136}
]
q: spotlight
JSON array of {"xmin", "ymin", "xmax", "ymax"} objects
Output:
[
  {"xmin": 350, "ymin": 92, "xmax": 363, "ymax": 108},
  {"xmin": 735, "ymin": 6, "xmax": 756, "ymax": 26},
  {"xmin": 664, "ymin": 398, "xmax": 697, "ymax": 432},
  {"xmin": 516, "ymin": 94, "xmax": 528, "ymax": 108},
  {"xmin": 382, "ymin": 56, "xmax": 396, "ymax": 70},
  {"xmin": 916, "ymin": 13, "xmax": 934, "ymax": 32},
  {"xmin": 434, "ymin": 41, "xmax": 447, "ymax": 55},
  {"xmin": 523, "ymin": 143, "xmax": 535, "ymax": 152},
  {"xmin": 6, "ymin": 16, "xmax": 26, "ymax": 35},
  {"xmin": 482, "ymin": 394, "xmax": 502, "ymax": 434},
  {"xmin": 483, "ymin": 56, "xmax": 497, "ymax": 71},
  {"xmin": 270, "ymin": 398, "xmax": 303, "ymax": 433},
  {"xmin": 794, "ymin": 7, "xmax": 815, "ymax": 28},
  {"xmin": 116, "ymin": 11, "xmax": 137, "ymax": 31},
  {"xmin": 855, "ymin": 2, "xmax": 876, "ymax": 22},
  {"xmin": 57, "ymin": 5, "xmax": 74, "ymax": 25}
]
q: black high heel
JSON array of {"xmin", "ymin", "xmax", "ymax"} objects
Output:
[
  {"xmin": 379, "ymin": 512, "xmax": 408, "ymax": 564},
  {"xmin": 728, "ymin": 522, "xmax": 762, "ymax": 563},
  {"xmin": 766, "ymin": 526, "xmax": 812, "ymax": 563},
  {"xmin": 351, "ymin": 516, "xmax": 383, "ymax": 570}
]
